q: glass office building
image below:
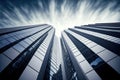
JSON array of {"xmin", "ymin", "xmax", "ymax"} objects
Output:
[
  {"xmin": 0, "ymin": 23, "xmax": 120, "ymax": 80},
  {"xmin": 61, "ymin": 23, "xmax": 120, "ymax": 80},
  {"xmin": 0, "ymin": 24, "xmax": 62, "ymax": 80}
]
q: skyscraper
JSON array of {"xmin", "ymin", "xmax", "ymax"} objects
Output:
[
  {"xmin": 0, "ymin": 22, "xmax": 120, "ymax": 80},
  {"xmin": 0, "ymin": 24, "xmax": 62, "ymax": 80},
  {"xmin": 61, "ymin": 22, "xmax": 120, "ymax": 80}
]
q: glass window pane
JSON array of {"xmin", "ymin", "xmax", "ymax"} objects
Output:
[
  {"xmin": 79, "ymin": 60, "xmax": 93, "ymax": 73},
  {"xmin": 86, "ymin": 42, "xmax": 97, "ymax": 48},
  {"xmin": 3, "ymin": 47, "xmax": 20, "ymax": 60},
  {"xmin": 19, "ymin": 66, "xmax": 38, "ymax": 80},
  {"xmin": 0, "ymin": 36, "xmax": 5, "ymax": 40},
  {"xmin": 13, "ymin": 44, "xmax": 25, "ymax": 52},
  {"xmin": 19, "ymin": 41, "xmax": 29, "ymax": 48},
  {"xmin": 108, "ymin": 57, "xmax": 120, "ymax": 73},
  {"xmin": 0, "ymin": 39, "xmax": 10, "ymax": 48},
  {"xmin": 7, "ymin": 37, "xmax": 16, "ymax": 43},
  {"xmin": 28, "ymin": 56, "xmax": 42, "ymax": 72},
  {"xmin": 76, "ymin": 54, "xmax": 85, "ymax": 63},
  {"xmin": 34, "ymin": 51, "xmax": 44, "ymax": 60},
  {"xmin": 0, "ymin": 54, "xmax": 11, "ymax": 72},
  {"xmin": 98, "ymin": 50, "xmax": 117, "ymax": 62},
  {"xmin": 86, "ymin": 70, "xmax": 101, "ymax": 80},
  {"xmin": 24, "ymin": 38, "xmax": 33, "ymax": 45},
  {"xmin": 91, "ymin": 45, "xmax": 105, "ymax": 54},
  {"xmin": 90, "ymin": 57, "xmax": 103, "ymax": 68}
]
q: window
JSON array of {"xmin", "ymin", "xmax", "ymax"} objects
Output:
[
  {"xmin": 79, "ymin": 60, "xmax": 93, "ymax": 74},
  {"xmin": 19, "ymin": 66, "xmax": 38, "ymax": 80},
  {"xmin": 90, "ymin": 57, "xmax": 103, "ymax": 68},
  {"xmin": 98, "ymin": 50, "xmax": 117, "ymax": 62},
  {"xmin": 86, "ymin": 70, "xmax": 101, "ymax": 80},
  {"xmin": 34, "ymin": 51, "xmax": 44, "ymax": 60},
  {"xmin": 3, "ymin": 47, "xmax": 20, "ymax": 60},
  {"xmin": 76, "ymin": 54, "xmax": 85, "ymax": 63},
  {"xmin": 7, "ymin": 37, "xmax": 16, "ymax": 43},
  {"xmin": 28, "ymin": 56, "xmax": 42, "ymax": 72},
  {"xmin": 13, "ymin": 44, "xmax": 25, "ymax": 52},
  {"xmin": 0, "ymin": 54, "xmax": 11, "ymax": 72},
  {"xmin": 19, "ymin": 41, "xmax": 29, "ymax": 48},
  {"xmin": 0, "ymin": 39, "xmax": 10, "ymax": 48}
]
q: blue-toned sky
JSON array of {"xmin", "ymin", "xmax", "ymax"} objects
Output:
[{"xmin": 0, "ymin": 0, "xmax": 120, "ymax": 36}]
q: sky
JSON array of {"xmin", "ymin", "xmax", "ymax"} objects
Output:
[{"xmin": 0, "ymin": 0, "xmax": 120, "ymax": 37}]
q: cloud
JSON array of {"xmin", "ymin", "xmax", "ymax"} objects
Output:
[{"xmin": 0, "ymin": 0, "xmax": 120, "ymax": 37}]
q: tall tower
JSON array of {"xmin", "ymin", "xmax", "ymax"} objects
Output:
[
  {"xmin": 0, "ymin": 24, "xmax": 62, "ymax": 80},
  {"xmin": 61, "ymin": 22, "xmax": 120, "ymax": 80},
  {"xmin": 0, "ymin": 22, "xmax": 120, "ymax": 80}
]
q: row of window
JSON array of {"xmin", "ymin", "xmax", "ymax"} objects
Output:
[
  {"xmin": 84, "ymin": 25, "xmax": 120, "ymax": 30},
  {"xmin": 0, "ymin": 25, "xmax": 49, "ymax": 40},
  {"xmin": 62, "ymin": 31, "xmax": 120, "ymax": 80},
  {"xmin": 20, "ymin": 28, "xmax": 55, "ymax": 80},
  {"xmin": 82, "ymin": 26, "xmax": 120, "ymax": 33},
  {"xmin": 0, "ymin": 27, "xmax": 54, "ymax": 80},
  {"xmin": 61, "ymin": 36, "xmax": 79, "ymax": 80},
  {"xmin": 48, "ymin": 37, "xmax": 61, "ymax": 79},
  {"xmin": 72, "ymin": 28, "xmax": 120, "ymax": 44},
  {"xmin": 69, "ymin": 28, "xmax": 120, "ymax": 56},
  {"xmin": 65, "ymin": 29, "xmax": 120, "ymax": 73},
  {"xmin": 0, "ymin": 26, "xmax": 51, "ymax": 53},
  {"xmin": 75, "ymin": 26, "xmax": 120, "ymax": 38}
]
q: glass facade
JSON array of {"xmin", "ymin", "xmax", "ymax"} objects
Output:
[
  {"xmin": 0, "ymin": 24, "xmax": 62, "ymax": 80},
  {"xmin": 0, "ymin": 22, "xmax": 120, "ymax": 80},
  {"xmin": 61, "ymin": 23, "xmax": 120, "ymax": 80}
]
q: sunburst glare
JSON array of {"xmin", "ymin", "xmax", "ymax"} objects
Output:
[{"xmin": 0, "ymin": 0, "xmax": 120, "ymax": 37}]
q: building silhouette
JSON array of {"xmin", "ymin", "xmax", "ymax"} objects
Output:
[{"xmin": 0, "ymin": 23, "xmax": 120, "ymax": 80}]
